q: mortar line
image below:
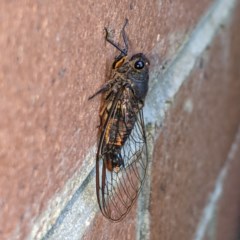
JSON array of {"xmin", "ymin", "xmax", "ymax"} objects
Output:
[{"xmin": 194, "ymin": 124, "xmax": 240, "ymax": 240}]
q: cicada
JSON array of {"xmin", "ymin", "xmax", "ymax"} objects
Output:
[{"xmin": 89, "ymin": 19, "xmax": 150, "ymax": 221}]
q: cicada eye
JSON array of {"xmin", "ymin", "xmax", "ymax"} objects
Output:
[{"xmin": 134, "ymin": 60, "xmax": 145, "ymax": 70}]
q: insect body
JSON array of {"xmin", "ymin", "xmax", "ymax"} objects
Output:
[{"xmin": 89, "ymin": 19, "xmax": 150, "ymax": 221}]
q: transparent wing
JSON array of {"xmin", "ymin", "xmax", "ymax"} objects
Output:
[{"xmin": 96, "ymin": 89, "xmax": 148, "ymax": 221}]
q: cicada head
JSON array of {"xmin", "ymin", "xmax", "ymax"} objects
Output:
[{"xmin": 128, "ymin": 53, "xmax": 150, "ymax": 100}]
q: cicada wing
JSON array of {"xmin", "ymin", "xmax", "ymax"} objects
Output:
[{"xmin": 96, "ymin": 91, "xmax": 148, "ymax": 221}]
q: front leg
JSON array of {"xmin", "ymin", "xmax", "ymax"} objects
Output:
[{"xmin": 88, "ymin": 79, "xmax": 115, "ymax": 100}]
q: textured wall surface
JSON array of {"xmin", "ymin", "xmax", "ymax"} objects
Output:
[
  {"xmin": 150, "ymin": 21, "xmax": 240, "ymax": 239},
  {"xmin": 0, "ymin": 0, "xmax": 239, "ymax": 240}
]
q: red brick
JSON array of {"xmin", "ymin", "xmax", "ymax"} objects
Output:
[
  {"xmin": 83, "ymin": 205, "xmax": 137, "ymax": 240},
  {"xmin": 202, "ymin": 145, "xmax": 240, "ymax": 240}
]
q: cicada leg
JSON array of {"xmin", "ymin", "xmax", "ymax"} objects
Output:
[{"xmin": 104, "ymin": 19, "xmax": 129, "ymax": 58}]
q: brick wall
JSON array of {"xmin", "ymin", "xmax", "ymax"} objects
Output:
[{"xmin": 0, "ymin": 0, "xmax": 240, "ymax": 239}]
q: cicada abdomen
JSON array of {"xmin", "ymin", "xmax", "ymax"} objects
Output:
[{"xmin": 89, "ymin": 19, "xmax": 150, "ymax": 221}]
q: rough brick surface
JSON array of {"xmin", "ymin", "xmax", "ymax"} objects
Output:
[
  {"xmin": 204, "ymin": 146, "xmax": 240, "ymax": 240},
  {"xmin": 0, "ymin": 0, "xmax": 238, "ymax": 239},
  {"xmin": 216, "ymin": 152, "xmax": 240, "ymax": 240}
]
